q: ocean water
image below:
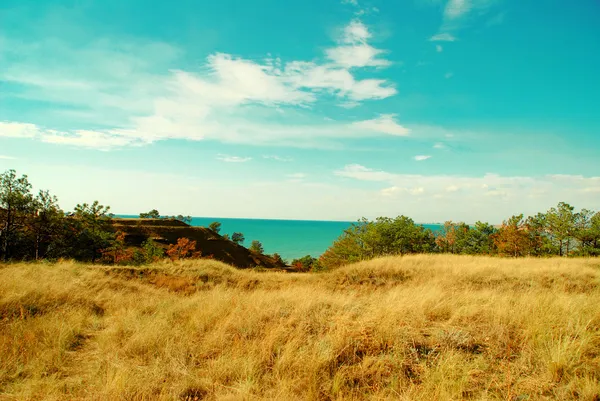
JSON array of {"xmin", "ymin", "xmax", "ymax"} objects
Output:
[
  {"xmin": 120, "ymin": 215, "xmax": 441, "ymax": 260},
  {"xmin": 190, "ymin": 217, "xmax": 353, "ymax": 261}
]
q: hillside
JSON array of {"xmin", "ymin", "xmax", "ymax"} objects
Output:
[
  {"xmin": 1, "ymin": 255, "xmax": 599, "ymax": 400},
  {"xmin": 110, "ymin": 218, "xmax": 284, "ymax": 269}
]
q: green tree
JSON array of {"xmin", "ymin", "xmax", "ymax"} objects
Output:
[
  {"xmin": 0, "ymin": 170, "xmax": 35, "ymax": 261},
  {"xmin": 72, "ymin": 201, "xmax": 114, "ymax": 262},
  {"xmin": 142, "ymin": 239, "xmax": 165, "ymax": 262},
  {"xmin": 28, "ymin": 190, "xmax": 64, "ymax": 260},
  {"xmin": 139, "ymin": 209, "xmax": 160, "ymax": 218},
  {"xmin": 249, "ymin": 240, "xmax": 264, "ymax": 254},
  {"xmin": 574, "ymin": 210, "xmax": 600, "ymax": 256},
  {"xmin": 319, "ymin": 216, "xmax": 435, "ymax": 269},
  {"xmin": 546, "ymin": 202, "xmax": 577, "ymax": 256},
  {"xmin": 209, "ymin": 221, "xmax": 222, "ymax": 234},
  {"xmin": 291, "ymin": 255, "xmax": 317, "ymax": 271},
  {"xmin": 231, "ymin": 232, "xmax": 245, "ymax": 245},
  {"xmin": 461, "ymin": 222, "xmax": 497, "ymax": 255}
]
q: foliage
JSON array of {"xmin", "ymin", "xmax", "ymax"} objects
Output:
[
  {"xmin": 249, "ymin": 240, "xmax": 264, "ymax": 254},
  {"xmin": 0, "ymin": 170, "xmax": 35, "ymax": 261},
  {"xmin": 231, "ymin": 232, "xmax": 245, "ymax": 245},
  {"xmin": 291, "ymin": 255, "xmax": 318, "ymax": 271},
  {"xmin": 319, "ymin": 216, "xmax": 435, "ymax": 269},
  {"xmin": 209, "ymin": 221, "xmax": 221, "ymax": 234},
  {"xmin": 139, "ymin": 209, "xmax": 160, "ymax": 219},
  {"xmin": 166, "ymin": 238, "xmax": 199, "ymax": 261},
  {"xmin": 271, "ymin": 253, "xmax": 285, "ymax": 266}
]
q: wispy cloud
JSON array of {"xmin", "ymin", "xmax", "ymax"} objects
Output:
[
  {"xmin": 352, "ymin": 114, "xmax": 410, "ymax": 136},
  {"xmin": 430, "ymin": 0, "xmax": 501, "ymax": 41},
  {"xmin": 436, "ymin": 45, "xmax": 443, "ymax": 52},
  {"xmin": 216, "ymin": 154, "xmax": 252, "ymax": 163},
  {"xmin": 414, "ymin": 155, "xmax": 432, "ymax": 161},
  {"xmin": 334, "ymin": 164, "xmax": 600, "ymax": 219},
  {"xmin": 263, "ymin": 155, "xmax": 293, "ymax": 162},
  {"xmin": 0, "ymin": 155, "xmax": 17, "ymax": 160},
  {"xmin": 429, "ymin": 33, "xmax": 457, "ymax": 42},
  {"xmin": 445, "ymin": 72, "xmax": 454, "ymax": 79},
  {"xmin": 1, "ymin": 18, "xmax": 400, "ymax": 150}
]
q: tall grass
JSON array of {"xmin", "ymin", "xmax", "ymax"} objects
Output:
[{"xmin": 1, "ymin": 255, "xmax": 599, "ymax": 400}]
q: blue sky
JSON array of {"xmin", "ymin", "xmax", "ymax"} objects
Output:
[{"xmin": 1, "ymin": 0, "xmax": 599, "ymax": 222}]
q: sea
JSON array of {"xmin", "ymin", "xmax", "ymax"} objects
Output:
[{"xmin": 121, "ymin": 215, "xmax": 441, "ymax": 261}]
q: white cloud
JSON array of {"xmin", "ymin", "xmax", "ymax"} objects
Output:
[
  {"xmin": 0, "ymin": 121, "xmax": 39, "ymax": 138},
  {"xmin": 334, "ymin": 164, "xmax": 398, "ymax": 182},
  {"xmin": 0, "ymin": 155, "xmax": 17, "ymax": 160},
  {"xmin": 1, "ymin": 19, "xmax": 399, "ymax": 150},
  {"xmin": 430, "ymin": 0, "xmax": 501, "ymax": 42},
  {"xmin": 263, "ymin": 155, "xmax": 293, "ymax": 162},
  {"xmin": 414, "ymin": 155, "xmax": 432, "ymax": 161},
  {"xmin": 436, "ymin": 45, "xmax": 443, "ymax": 52},
  {"xmin": 352, "ymin": 114, "xmax": 410, "ymax": 136},
  {"xmin": 342, "ymin": 0, "xmax": 358, "ymax": 5},
  {"xmin": 326, "ymin": 45, "xmax": 391, "ymax": 69},
  {"xmin": 429, "ymin": 33, "xmax": 457, "ymax": 42},
  {"xmin": 325, "ymin": 20, "xmax": 391, "ymax": 69},
  {"xmin": 335, "ymin": 164, "xmax": 600, "ymax": 222},
  {"xmin": 216, "ymin": 154, "xmax": 252, "ymax": 163},
  {"xmin": 343, "ymin": 20, "xmax": 371, "ymax": 43},
  {"xmin": 433, "ymin": 142, "xmax": 446, "ymax": 149},
  {"xmin": 445, "ymin": 0, "xmax": 472, "ymax": 19}
]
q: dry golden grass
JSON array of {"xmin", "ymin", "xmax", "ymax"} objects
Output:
[{"xmin": 1, "ymin": 255, "xmax": 599, "ymax": 400}]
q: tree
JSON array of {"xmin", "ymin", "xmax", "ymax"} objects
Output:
[
  {"xmin": 166, "ymin": 237, "xmax": 198, "ymax": 260},
  {"xmin": 139, "ymin": 209, "xmax": 160, "ymax": 219},
  {"xmin": 142, "ymin": 239, "xmax": 165, "ymax": 262},
  {"xmin": 28, "ymin": 190, "xmax": 64, "ymax": 260},
  {"xmin": 101, "ymin": 231, "xmax": 134, "ymax": 264},
  {"xmin": 72, "ymin": 201, "xmax": 114, "ymax": 262},
  {"xmin": 461, "ymin": 222, "xmax": 497, "ymax": 255},
  {"xmin": 271, "ymin": 253, "xmax": 285, "ymax": 266},
  {"xmin": 319, "ymin": 216, "xmax": 435, "ymax": 269},
  {"xmin": 249, "ymin": 240, "xmax": 264, "ymax": 254},
  {"xmin": 209, "ymin": 221, "xmax": 222, "ymax": 234},
  {"xmin": 546, "ymin": 202, "xmax": 577, "ymax": 256},
  {"xmin": 231, "ymin": 232, "xmax": 245, "ymax": 245},
  {"xmin": 176, "ymin": 215, "xmax": 192, "ymax": 225},
  {"xmin": 493, "ymin": 214, "xmax": 530, "ymax": 257},
  {"xmin": 0, "ymin": 170, "xmax": 35, "ymax": 261},
  {"xmin": 574, "ymin": 210, "xmax": 600, "ymax": 256},
  {"xmin": 291, "ymin": 255, "xmax": 317, "ymax": 271}
]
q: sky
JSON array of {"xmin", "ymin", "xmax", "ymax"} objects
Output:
[{"xmin": 1, "ymin": 0, "xmax": 599, "ymax": 223}]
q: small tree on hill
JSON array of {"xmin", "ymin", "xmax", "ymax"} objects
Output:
[
  {"xmin": 231, "ymin": 232, "xmax": 245, "ymax": 245},
  {"xmin": 250, "ymin": 240, "xmax": 264, "ymax": 254},
  {"xmin": 209, "ymin": 221, "xmax": 222, "ymax": 234},
  {"xmin": 140, "ymin": 209, "xmax": 160, "ymax": 219},
  {"xmin": 167, "ymin": 237, "xmax": 198, "ymax": 261},
  {"xmin": 271, "ymin": 253, "xmax": 285, "ymax": 265},
  {"xmin": 143, "ymin": 239, "xmax": 165, "ymax": 262}
]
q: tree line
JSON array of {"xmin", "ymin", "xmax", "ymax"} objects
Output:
[
  {"xmin": 3, "ymin": 168, "xmax": 598, "ymax": 267},
  {"xmin": 315, "ymin": 203, "xmax": 600, "ymax": 269}
]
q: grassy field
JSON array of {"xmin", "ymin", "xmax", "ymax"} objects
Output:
[{"xmin": 1, "ymin": 255, "xmax": 599, "ymax": 400}]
